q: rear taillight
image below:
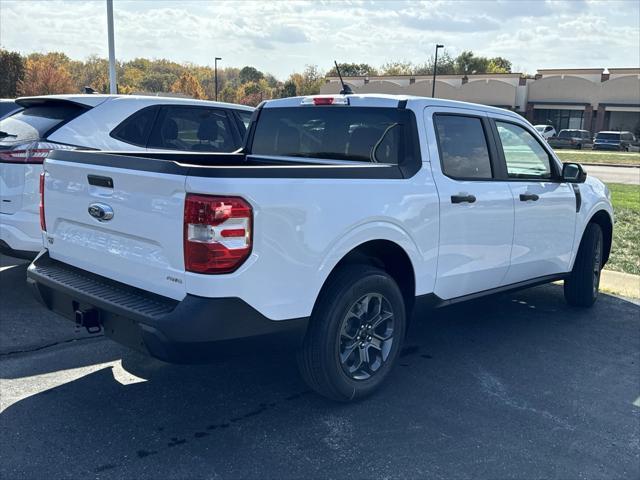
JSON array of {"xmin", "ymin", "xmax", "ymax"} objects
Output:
[
  {"xmin": 0, "ymin": 141, "xmax": 75, "ymax": 164},
  {"xmin": 184, "ymin": 194, "xmax": 252, "ymax": 274},
  {"xmin": 39, "ymin": 172, "xmax": 46, "ymax": 232}
]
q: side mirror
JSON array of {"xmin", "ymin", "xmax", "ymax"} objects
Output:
[{"xmin": 562, "ymin": 162, "xmax": 587, "ymax": 183}]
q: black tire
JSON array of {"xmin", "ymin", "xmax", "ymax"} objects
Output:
[
  {"xmin": 297, "ymin": 265, "xmax": 406, "ymax": 402},
  {"xmin": 577, "ymin": 143, "xmax": 582, "ymax": 150},
  {"xmin": 564, "ymin": 223, "xmax": 603, "ymax": 307}
]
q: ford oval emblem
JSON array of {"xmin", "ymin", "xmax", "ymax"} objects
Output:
[{"xmin": 88, "ymin": 203, "xmax": 114, "ymax": 222}]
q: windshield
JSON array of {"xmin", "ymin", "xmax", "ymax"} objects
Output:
[
  {"xmin": 251, "ymin": 106, "xmax": 410, "ymax": 163},
  {"xmin": 596, "ymin": 132, "xmax": 621, "ymax": 141},
  {"xmin": 0, "ymin": 103, "xmax": 86, "ymax": 144}
]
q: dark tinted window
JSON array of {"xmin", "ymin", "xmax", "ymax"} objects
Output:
[
  {"xmin": 434, "ymin": 115, "xmax": 492, "ymax": 179},
  {"xmin": 596, "ymin": 132, "xmax": 621, "ymax": 140},
  {"xmin": 0, "ymin": 103, "xmax": 86, "ymax": 143},
  {"xmin": 148, "ymin": 106, "xmax": 236, "ymax": 152},
  {"xmin": 558, "ymin": 130, "xmax": 579, "ymax": 138},
  {"xmin": 0, "ymin": 101, "xmax": 19, "ymax": 118},
  {"xmin": 252, "ymin": 106, "xmax": 406, "ymax": 163},
  {"xmin": 236, "ymin": 110, "xmax": 252, "ymax": 130},
  {"xmin": 111, "ymin": 106, "xmax": 158, "ymax": 146}
]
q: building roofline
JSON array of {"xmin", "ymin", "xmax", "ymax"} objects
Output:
[
  {"xmin": 607, "ymin": 68, "xmax": 640, "ymax": 74},
  {"xmin": 536, "ymin": 68, "xmax": 605, "ymax": 74},
  {"xmin": 325, "ymin": 73, "xmax": 524, "ymax": 80}
]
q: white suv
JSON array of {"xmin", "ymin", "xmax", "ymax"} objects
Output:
[
  {"xmin": 534, "ymin": 124, "xmax": 557, "ymax": 139},
  {"xmin": 0, "ymin": 95, "xmax": 253, "ymax": 257}
]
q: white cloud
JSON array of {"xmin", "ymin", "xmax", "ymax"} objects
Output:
[{"xmin": 0, "ymin": 0, "xmax": 637, "ymax": 78}]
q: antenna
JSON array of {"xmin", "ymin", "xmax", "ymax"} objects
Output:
[{"xmin": 334, "ymin": 61, "xmax": 353, "ymax": 95}]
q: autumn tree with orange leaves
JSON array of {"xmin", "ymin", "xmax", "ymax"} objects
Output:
[
  {"xmin": 170, "ymin": 71, "xmax": 205, "ymax": 99},
  {"xmin": 18, "ymin": 54, "xmax": 74, "ymax": 96}
]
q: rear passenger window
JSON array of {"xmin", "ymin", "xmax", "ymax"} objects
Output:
[
  {"xmin": 236, "ymin": 111, "xmax": 252, "ymax": 130},
  {"xmin": 148, "ymin": 107, "xmax": 236, "ymax": 152},
  {"xmin": 495, "ymin": 121, "xmax": 552, "ymax": 179},
  {"xmin": 434, "ymin": 115, "xmax": 493, "ymax": 179},
  {"xmin": 110, "ymin": 106, "xmax": 158, "ymax": 147}
]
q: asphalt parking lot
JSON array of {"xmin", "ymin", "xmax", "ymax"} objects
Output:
[{"xmin": 1, "ymin": 254, "xmax": 639, "ymax": 479}]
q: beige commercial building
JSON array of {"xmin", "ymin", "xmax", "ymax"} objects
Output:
[{"xmin": 321, "ymin": 68, "xmax": 640, "ymax": 134}]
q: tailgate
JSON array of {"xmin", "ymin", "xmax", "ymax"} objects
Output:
[{"xmin": 43, "ymin": 156, "xmax": 187, "ymax": 300}]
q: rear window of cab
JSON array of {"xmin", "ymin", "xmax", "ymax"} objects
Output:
[{"xmin": 251, "ymin": 106, "xmax": 416, "ymax": 164}]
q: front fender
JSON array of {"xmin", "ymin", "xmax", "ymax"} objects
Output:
[{"xmin": 568, "ymin": 177, "xmax": 614, "ymax": 269}]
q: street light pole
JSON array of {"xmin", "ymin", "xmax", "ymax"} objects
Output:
[
  {"xmin": 214, "ymin": 57, "xmax": 222, "ymax": 101},
  {"xmin": 106, "ymin": 0, "xmax": 117, "ymax": 94},
  {"xmin": 432, "ymin": 44, "xmax": 444, "ymax": 98}
]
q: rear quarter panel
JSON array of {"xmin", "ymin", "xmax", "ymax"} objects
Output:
[{"xmin": 184, "ymin": 168, "xmax": 439, "ymax": 320}]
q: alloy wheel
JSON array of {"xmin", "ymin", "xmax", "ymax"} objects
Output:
[{"xmin": 338, "ymin": 293, "xmax": 395, "ymax": 380}]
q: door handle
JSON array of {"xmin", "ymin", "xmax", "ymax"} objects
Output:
[
  {"xmin": 451, "ymin": 194, "xmax": 476, "ymax": 204},
  {"xmin": 519, "ymin": 193, "xmax": 539, "ymax": 202}
]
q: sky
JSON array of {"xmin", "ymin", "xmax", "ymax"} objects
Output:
[{"xmin": 0, "ymin": 0, "xmax": 638, "ymax": 79}]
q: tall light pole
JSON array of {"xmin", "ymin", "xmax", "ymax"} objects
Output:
[
  {"xmin": 106, "ymin": 0, "xmax": 117, "ymax": 94},
  {"xmin": 214, "ymin": 57, "xmax": 222, "ymax": 101},
  {"xmin": 432, "ymin": 44, "xmax": 444, "ymax": 98}
]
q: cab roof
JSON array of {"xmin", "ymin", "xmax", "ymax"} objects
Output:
[{"xmin": 262, "ymin": 93, "xmax": 521, "ymax": 119}]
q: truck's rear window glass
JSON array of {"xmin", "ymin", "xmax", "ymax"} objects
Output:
[
  {"xmin": 0, "ymin": 103, "xmax": 86, "ymax": 143},
  {"xmin": 251, "ymin": 107, "xmax": 406, "ymax": 163},
  {"xmin": 434, "ymin": 115, "xmax": 492, "ymax": 179}
]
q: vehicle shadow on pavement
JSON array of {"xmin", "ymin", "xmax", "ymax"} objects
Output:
[
  {"xmin": 0, "ymin": 259, "xmax": 96, "ymax": 358},
  {"xmin": 1, "ymin": 283, "xmax": 638, "ymax": 479}
]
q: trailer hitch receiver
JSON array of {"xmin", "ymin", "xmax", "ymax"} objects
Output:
[{"xmin": 75, "ymin": 308, "xmax": 101, "ymax": 334}]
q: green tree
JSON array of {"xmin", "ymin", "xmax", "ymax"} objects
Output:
[
  {"xmin": 327, "ymin": 63, "xmax": 378, "ymax": 77},
  {"xmin": 281, "ymin": 80, "xmax": 297, "ymax": 98},
  {"xmin": 0, "ymin": 49, "xmax": 25, "ymax": 97},
  {"xmin": 487, "ymin": 57, "xmax": 512, "ymax": 73},
  {"xmin": 291, "ymin": 64, "xmax": 323, "ymax": 95},
  {"xmin": 380, "ymin": 61, "xmax": 414, "ymax": 75},
  {"xmin": 414, "ymin": 51, "xmax": 456, "ymax": 75},
  {"xmin": 239, "ymin": 66, "xmax": 264, "ymax": 84},
  {"xmin": 455, "ymin": 50, "xmax": 489, "ymax": 75},
  {"xmin": 219, "ymin": 84, "xmax": 237, "ymax": 103},
  {"xmin": 68, "ymin": 55, "xmax": 110, "ymax": 92}
]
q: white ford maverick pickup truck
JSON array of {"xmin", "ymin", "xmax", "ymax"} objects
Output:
[{"xmin": 28, "ymin": 94, "xmax": 613, "ymax": 401}]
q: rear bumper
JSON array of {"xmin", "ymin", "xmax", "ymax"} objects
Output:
[{"xmin": 26, "ymin": 251, "xmax": 308, "ymax": 363}]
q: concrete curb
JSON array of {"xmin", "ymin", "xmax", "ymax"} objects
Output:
[
  {"xmin": 581, "ymin": 163, "xmax": 640, "ymax": 168},
  {"xmin": 600, "ymin": 270, "xmax": 640, "ymax": 299}
]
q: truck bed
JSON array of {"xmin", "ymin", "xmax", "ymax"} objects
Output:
[{"xmin": 49, "ymin": 150, "xmax": 406, "ymax": 179}]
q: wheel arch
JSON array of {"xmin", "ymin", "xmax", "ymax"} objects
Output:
[
  {"xmin": 588, "ymin": 209, "xmax": 613, "ymax": 266},
  {"xmin": 314, "ymin": 239, "xmax": 417, "ymax": 318}
]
